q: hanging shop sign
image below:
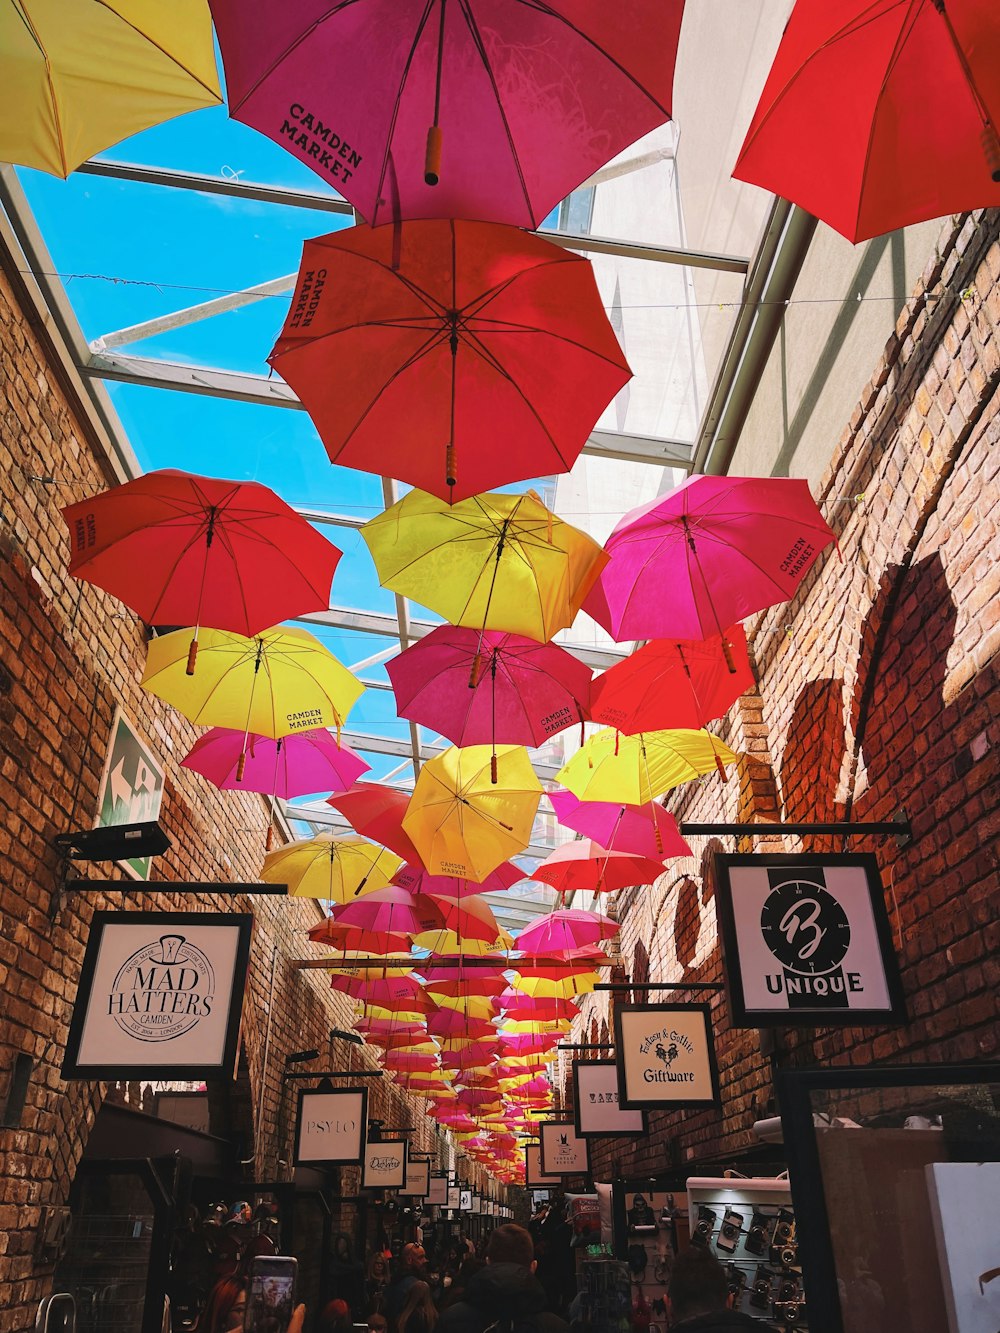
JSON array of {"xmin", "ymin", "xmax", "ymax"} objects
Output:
[
  {"xmin": 572, "ymin": 1058, "xmax": 648, "ymax": 1138},
  {"xmin": 63, "ymin": 911, "xmax": 252, "ymax": 1080},
  {"xmin": 470, "ymin": 1193, "xmax": 482, "ymax": 1214},
  {"xmin": 400, "ymin": 1154, "xmax": 432, "ymax": 1197},
  {"xmin": 427, "ymin": 1174, "xmax": 449, "ymax": 1206},
  {"xmin": 713, "ymin": 853, "xmax": 906, "ymax": 1026},
  {"xmin": 294, "ymin": 1087, "xmax": 368, "ymax": 1166},
  {"xmin": 525, "ymin": 1142, "xmax": 561, "ymax": 1187},
  {"xmin": 540, "ymin": 1120, "xmax": 591, "ymax": 1176},
  {"xmin": 446, "ymin": 1185, "xmax": 461, "ymax": 1210},
  {"xmin": 613, "ymin": 1004, "xmax": 720, "ymax": 1110},
  {"xmin": 362, "ymin": 1138, "xmax": 408, "ymax": 1189},
  {"xmin": 94, "ymin": 706, "xmax": 166, "ymax": 880}
]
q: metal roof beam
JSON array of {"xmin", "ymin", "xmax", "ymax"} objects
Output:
[
  {"xmin": 285, "ymin": 803, "xmax": 559, "ymax": 857},
  {"xmin": 291, "ymin": 733, "xmax": 562, "ymax": 778}
]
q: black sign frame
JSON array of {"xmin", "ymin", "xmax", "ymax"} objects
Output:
[
  {"xmin": 613, "ymin": 1003, "xmax": 721, "ymax": 1110},
  {"xmin": 293, "ymin": 1086, "xmax": 369, "ymax": 1166},
  {"xmin": 539, "ymin": 1120, "xmax": 591, "ymax": 1176},
  {"xmin": 572, "ymin": 1058, "xmax": 648, "ymax": 1139}
]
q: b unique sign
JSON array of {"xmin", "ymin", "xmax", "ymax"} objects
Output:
[
  {"xmin": 614, "ymin": 1004, "xmax": 720, "ymax": 1109},
  {"xmin": 294, "ymin": 1088, "xmax": 368, "ymax": 1165},
  {"xmin": 539, "ymin": 1121, "xmax": 591, "ymax": 1176},
  {"xmin": 573, "ymin": 1059, "xmax": 647, "ymax": 1138},
  {"xmin": 713, "ymin": 853, "xmax": 906, "ymax": 1026},
  {"xmin": 400, "ymin": 1155, "xmax": 431, "ymax": 1197},
  {"xmin": 63, "ymin": 911, "xmax": 252, "ymax": 1079},
  {"xmin": 362, "ymin": 1139, "xmax": 407, "ymax": 1189}
]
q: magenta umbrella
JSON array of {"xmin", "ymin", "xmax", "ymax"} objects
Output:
[
  {"xmin": 209, "ymin": 0, "xmax": 684, "ymax": 229},
  {"xmin": 584, "ymin": 474, "xmax": 837, "ymax": 649},
  {"xmin": 387, "ymin": 627, "xmax": 592, "ymax": 753},
  {"xmin": 330, "ymin": 885, "xmax": 447, "ymax": 939},
  {"xmin": 515, "ymin": 908, "xmax": 618, "ymax": 958},
  {"xmin": 547, "ymin": 789, "xmax": 692, "ymax": 861},
  {"xmin": 393, "ymin": 860, "xmax": 525, "ymax": 899},
  {"xmin": 182, "ymin": 726, "xmax": 368, "ymax": 795}
]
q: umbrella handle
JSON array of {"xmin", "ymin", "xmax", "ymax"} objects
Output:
[
  {"xmin": 425, "ymin": 125, "xmax": 443, "ymax": 186},
  {"xmin": 721, "ymin": 636, "xmax": 736, "ymax": 674},
  {"xmin": 186, "ymin": 633, "xmax": 199, "ymax": 676},
  {"xmin": 446, "ymin": 442, "xmax": 457, "ymax": 490},
  {"xmin": 236, "ymin": 750, "xmax": 247, "ymax": 782},
  {"xmin": 983, "ymin": 125, "xmax": 1000, "ymax": 182},
  {"xmin": 266, "ymin": 824, "xmax": 274, "ymax": 852},
  {"xmin": 491, "ymin": 754, "xmax": 498, "ymax": 785}
]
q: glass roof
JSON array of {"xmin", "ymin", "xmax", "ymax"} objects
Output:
[{"xmin": 6, "ymin": 4, "xmax": 790, "ymax": 927}]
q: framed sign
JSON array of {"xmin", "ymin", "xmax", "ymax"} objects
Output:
[
  {"xmin": 401, "ymin": 1155, "xmax": 431, "ymax": 1197},
  {"xmin": 540, "ymin": 1120, "xmax": 591, "ymax": 1176},
  {"xmin": 427, "ymin": 1174, "xmax": 449, "ymax": 1206},
  {"xmin": 459, "ymin": 1188, "xmax": 472, "ymax": 1210},
  {"xmin": 573, "ymin": 1059, "xmax": 648, "ymax": 1138},
  {"xmin": 713, "ymin": 853, "xmax": 906, "ymax": 1026},
  {"xmin": 447, "ymin": 1185, "xmax": 461, "ymax": 1210},
  {"xmin": 525, "ymin": 1143, "xmax": 560, "ymax": 1187},
  {"xmin": 63, "ymin": 911, "xmax": 252, "ymax": 1079},
  {"xmin": 294, "ymin": 1088, "xmax": 368, "ymax": 1165},
  {"xmin": 95, "ymin": 707, "xmax": 165, "ymax": 880},
  {"xmin": 614, "ymin": 1004, "xmax": 720, "ymax": 1109},
  {"xmin": 470, "ymin": 1193, "xmax": 481, "ymax": 1214},
  {"xmin": 363, "ymin": 1139, "xmax": 407, "ymax": 1189}
]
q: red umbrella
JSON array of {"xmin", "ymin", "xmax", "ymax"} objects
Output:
[
  {"xmin": 493, "ymin": 990, "xmax": 578, "ymax": 1021},
  {"xmin": 381, "ymin": 1052, "xmax": 441, "ymax": 1073},
  {"xmin": 499, "ymin": 1033, "xmax": 562, "ymax": 1057},
  {"xmin": 330, "ymin": 975, "xmax": 434, "ymax": 1012},
  {"xmin": 327, "ymin": 782, "xmax": 424, "ymax": 865},
  {"xmin": 355, "ymin": 1017, "xmax": 426, "ymax": 1041},
  {"xmin": 515, "ymin": 909, "xmax": 618, "ymax": 958},
  {"xmin": 419, "ymin": 893, "xmax": 501, "ymax": 945},
  {"xmin": 532, "ymin": 839, "xmax": 665, "ymax": 895},
  {"xmin": 423, "ymin": 967, "xmax": 509, "ymax": 1001},
  {"xmin": 733, "ymin": 0, "xmax": 1000, "ymax": 244},
  {"xmin": 62, "ymin": 469, "xmax": 341, "ymax": 672},
  {"xmin": 307, "ymin": 915, "xmax": 413, "ymax": 956},
  {"xmin": 548, "ymin": 790, "xmax": 692, "ymax": 862},
  {"xmin": 209, "ymin": 0, "xmax": 684, "ymax": 230},
  {"xmin": 269, "ymin": 220, "xmax": 630, "ymax": 501},
  {"xmin": 584, "ymin": 475, "xmax": 836, "ymax": 649},
  {"xmin": 387, "ymin": 627, "xmax": 592, "ymax": 751},
  {"xmin": 394, "ymin": 861, "xmax": 524, "ymax": 899},
  {"xmin": 589, "ymin": 626, "xmax": 754, "ymax": 734}
]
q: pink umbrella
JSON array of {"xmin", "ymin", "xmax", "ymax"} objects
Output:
[
  {"xmin": 355, "ymin": 1017, "xmax": 427, "ymax": 1041},
  {"xmin": 394, "ymin": 861, "xmax": 524, "ymax": 899},
  {"xmin": 442, "ymin": 1043, "xmax": 500, "ymax": 1071},
  {"xmin": 387, "ymin": 627, "xmax": 591, "ymax": 754},
  {"xmin": 499, "ymin": 1033, "xmax": 562, "ymax": 1056},
  {"xmin": 533, "ymin": 839, "xmax": 665, "ymax": 895},
  {"xmin": 428, "ymin": 1010, "xmax": 498, "ymax": 1039},
  {"xmin": 327, "ymin": 782, "xmax": 424, "ymax": 865},
  {"xmin": 183, "ymin": 725, "xmax": 368, "ymax": 795},
  {"xmin": 209, "ymin": 0, "xmax": 684, "ymax": 229},
  {"xmin": 330, "ymin": 886, "xmax": 446, "ymax": 946},
  {"xmin": 548, "ymin": 789, "xmax": 692, "ymax": 861},
  {"xmin": 423, "ymin": 966, "xmax": 509, "ymax": 1001},
  {"xmin": 493, "ymin": 990, "xmax": 578, "ymax": 1021},
  {"xmin": 515, "ymin": 909, "xmax": 618, "ymax": 958},
  {"xmin": 381, "ymin": 1051, "xmax": 441, "ymax": 1073},
  {"xmin": 584, "ymin": 474, "xmax": 837, "ymax": 648},
  {"xmin": 330, "ymin": 975, "xmax": 433, "ymax": 1011}
]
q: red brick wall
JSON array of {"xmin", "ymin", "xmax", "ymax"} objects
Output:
[
  {"xmin": 0, "ymin": 263, "xmax": 450, "ymax": 1329},
  {"xmin": 569, "ymin": 210, "xmax": 1000, "ymax": 1180}
]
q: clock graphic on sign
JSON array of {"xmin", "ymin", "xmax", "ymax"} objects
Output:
[{"xmin": 760, "ymin": 879, "xmax": 851, "ymax": 975}]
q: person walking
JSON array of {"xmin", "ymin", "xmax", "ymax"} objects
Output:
[
  {"xmin": 666, "ymin": 1248, "xmax": 772, "ymax": 1331},
  {"xmin": 436, "ymin": 1225, "xmax": 568, "ymax": 1333},
  {"xmin": 385, "ymin": 1243, "xmax": 429, "ymax": 1333},
  {"xmin": 398, "ymin": 1280, "xmax": 438, "ymax": 1333}
]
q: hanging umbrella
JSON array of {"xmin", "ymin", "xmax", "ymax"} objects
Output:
[
  {"xmin": 64, "ymin": 470, "xmax": 341, "ymax": 673},
  {"xmin": 414, "ymin": 929, "xmax": 514, "ymax": 957},
  {"xmin": 331, "ymin": 975, "xmax": 433, "ymax": 1011},
  {"xmin": 394, "ymin": 861, "xmax": 524, "ymax": 899},
  {"xmin": 403, "ymin": 745, "xmax": 542, "ymax": 880},
  {"xmin": 355, "ymin": 1017, "xmax": 427, "ymax": 1040},
  {"xmin": 331, "ymin": 885, "xmax": 446, "ymax": 942},
  {"xmin": 423, "ymin": 965, "xmax": 509, "ymax": 1000},
  {"xmin": 323, "ymin": 954, "xmax": 414, "ymax": 978},
  {"xmin": 499, "ymin": 1033, "xmax": 563, "ymax": 1056},
  {"xmin": 427, "ymin": 1010, "xmax": 499, "ymax": 1038},
  {"xmin": 2, "ymin": 2, "xmax": 220, "ymax": 176},
  {"xmin": 584, "ymin": 475, "xmax": 837, "ymax": 648},
  {"xmin": 416, "ymin": 893, "xmax": 502, "ymax": 944},
  {"xmin": 548, "ymin": 789, "xmax": 692, "ymax": 861},
  {"xmin": 261, "ymin": 834, "xmax": 400, "ymax": 902},
  {"xmin": 143, "ymin": 626, "xmax": 363, "ymax": 777},
  {"xmin": 425, "ymin": 993, "xmax": 499, "ymax": 1021},
  {"xmin": 387, "ymin": 626, "xmax": 592, "ymax": 756},
  {"xmin": 515, "ymin": 908, "xmax": 618, "ymax": 957},
  {"xmin": 733, "ymin": 0, "xmax": 1000, "ymax": 244},
  {"xmin": 589, "ymin": 626, "xmax": 754, "ymax": 734},
  {"xmin": 182, "ymin": 726, "xmax": 368, "ymax": 795},
  {"xmin": 270, "ymin": 221, "xmax": 630, "ymax": 502},
  {"xmin": 381, "ymin": 1052, "xmax": 441, "ymax": 1073},
  {"xmin": 306, "ymin": 916, "xmax": 413, "ymax": 956},
  {"xmin": 556, "ymin": 729, "xmax": 738, "ymax": 806},
  {"xmin": 362, "ymin": 488, "xmax": 607, "ymax": 644},
  {"xmin": 326, "ymin": 782, "xmax": 424, "ymax": 865},
  {"xmin": 493, "ymin": 990, "xmax": 578, "ymax": 1020},
  {"xmin": 532, "ymin": 839, "xmax": 665, "ymax": 895},
  {"xmin": 208, "ymin": 0, "xmax": 684, "ymax": 229}
]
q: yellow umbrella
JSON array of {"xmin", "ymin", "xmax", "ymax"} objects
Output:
[
  {"xmin": 356, "ymin": 1004, "xmax": 428, "ymax": 1024},
  {"xmin": 361, "ymin": 488, "xmax": 607, "ymax": 642},
  {"xmin": 144, "ymin": 625, "xmax": 363, "ymax": 775},
  {"xmin": 403, "ymin": 745, "xmax": 542, "ymax": 881},
  {"xmin": 556, "ymin": 728, "xmax": 738, "ymax": 805},
  {"xmin": 1, "ymin": 0, "xmax": 220, "ymax": 176},
  {"xmin": 261, "ymin": 835, "xmax": 401, "ymax": 902},
  {"xmin": 413, "ymin": 928, "xmax": 515, "ymax": 957},
  {"xmin": 430, "ymin": 994, "xmax": 498, "ymax": 1021},
  {"xmin": 510, "ymin": 972, "xmax": 599, "ymax": 1000}
]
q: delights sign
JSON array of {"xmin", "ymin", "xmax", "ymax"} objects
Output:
[
  {"xmin": 362, "ymin": 1139, "xmax": 407, "ymax": 1189},
  {"xmin": 614, "ymin": 1004, "xmax": 720, "ymax": 1110},
  {"xmin": 63, "ymin": 912, "xmax": 252, "ymax": 1079}
]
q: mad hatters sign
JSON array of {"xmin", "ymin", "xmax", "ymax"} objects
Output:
[
  {"xmin": 294, "ymin": 1087, "xmax": 368, "ymax": 1166},
  {"xmin": 613, "ymin": 1004, "xmax": 720, "ymax": 1110},
  {"xmin": 63, "ymin": 912, "xmax": 252, "ymax": 1079},
  {"xmin": 539, "ymin": 1121, "xmax": 590, "ymax": 1176},
  {"xmin": 362, "ymin": 1138, "xmax": 407, "ymax": 1189},
  {"xmin": 713, "ymin": 853, "xmax": 906, "ymax": 1026},
  {"xmin": 573, "ymin": 1059, "xmax": 647, "ymax": 1138}
]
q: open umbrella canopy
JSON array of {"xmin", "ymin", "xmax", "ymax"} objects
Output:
[
  {"xmin": 584, "ymin": 474, "xmax": 837, "ymax": 644},
  {"xmin": 533, "ymin": 839, "xmax": 666, "ymax": 895},
  {"xmin": 589, "ymin": 626, "xmax": 754, "ymax": 734},
  {"xmin": 331, "ymin": 885, "xmax": 446, "ymax": 939},
  {"xmin": 403, "ymin": 745, "xmax": 542, "ymax": 881},
  {"xmin": 493, "ymin": 990, "xmax": 578, "ymax": 1020},
  {"xmin": 733, "ymin": 0, "xmax": 1000, "ymax": 243},
  {"xmin": 388, "ymin": 626, "xmax": 593, "ymax": 750},
  {"xmin": 393, "ymin": 861, "xmax": 524, "ymax": 899},
  {"xmin": 556, "ymin": 729, "xmax": 738, "ymax": 805},
  {"xmin": 423, "ymin": 965, "xmax": 509, "ymax": 1000},
  {"xmin": 330, "ymin": 974, "xmax": 433, "ymax": 1011},
  {"xmin": 362, "ymin": 488, "xmax": 607, "ymax": 643},
  {"xmin": 262, "ymin": 834, "xmax": 401, "ymax": 902},
  {"xmin": 414, "ymin": 929, "xmax": 514, "ymax": 957},
  {"xmin": 209, "ymin": 0, "xmax": 684, "ymax": 229},
  {"xmin": 516, "ymin": 908, "xmax": 618, "ymax": 957},
  {"xmin": 270, "ymin": 221, "xmax": 630, "ymax": 502},
  {"xmin": 548, "ymin": 790, "xmax": 692, "ymax": 861},
  {"xmin": 427, "ymin": 1009, "xmax": 498, "ymax": 1038},
  {"xmin": 417, "ymin": 893, "xmax": 501, "ymax": 944},
  {"xmin": 326, "ymin": 782, "xmax": 424, "ymax": 865},
  {"xmin": 306, "ymin": 916, "xmax": 413, "ymax": 956},
  {"xmin": 182, "ymin": 726, "xmax": 368, "ymax": 797},
  {"xmin": 2, "ymin": 1, "xmax": 220, "ymax": 176}
]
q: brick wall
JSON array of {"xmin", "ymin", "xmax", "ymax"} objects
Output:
[
  {"xmin": 567, "ymin": 210, "xmax": 1000, "ymax": 1181},
  {"xmin": 0, "ymin": 262, "xmax": 451, "ymax": 1330}
]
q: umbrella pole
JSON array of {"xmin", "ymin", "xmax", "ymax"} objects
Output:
[
  {"xmin": 682, "ymin": 518, "xmax": 737, "ymax": 673},
  {"xmin": 490, "ymin": 651, "xmax": 498, "ymax": 784},
  {"xmin": 266, "ymin": 738, "xmax": 281, "ymax": 851},
  {"xmin": 446, "ymin": 310, "xmax": 459, "ymax": 497},
  {"xmin": 237, "ymin": 638, "xmax": 264, "ymax": 781},
  {"xmin": 186, "ymin": 507, "xmax": 217, "ymax": 675},
  {"xmin": 425, "ymin": 0, "xmax": 447, "ymax": 185},
  {"xmin": 932, "ymin": 0, "xmax": 1000, "ymax": 182},
  {"xmin": 471, "ymin": 516, "xmax": 510, "ymax": 684}
]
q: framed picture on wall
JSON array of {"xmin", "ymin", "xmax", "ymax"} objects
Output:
[
  {"xmin": 573, "ymin": 1059, "xmax": 648, "ymax": 1138},
  {"xmin": 525, "ymin": 1143, "xmax": 561, "ymax": 1188},
  {"xmin": 614, "ymin": 1004, "xmax": 720, "ymax": 1110},
  {"xmin": 713, "ymin": 853, "xmax": 906, "ymax": 1026},
  {"xmin": 427, "ymin": 1174, "xmax": 449, "ymax": 1206},
  {"xmin": 362, "ymin": 1139, "xmax": 407, "ymax": 1189},
  {"xmin": 539, "ymin": 1120, "xmax": 591, "ymax": 1176},
  {"xmin": 400, "ymin": 1154, "xmax": 431, "ymax": 1197},
  {"xmin": 294, "ymin": 1087, "xmax": 368, "ymax": 1165}
]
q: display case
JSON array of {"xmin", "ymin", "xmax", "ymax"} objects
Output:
[{"xmin": 778, "ymin": 1062, "xmax": 1000, "ymax": 1333}]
